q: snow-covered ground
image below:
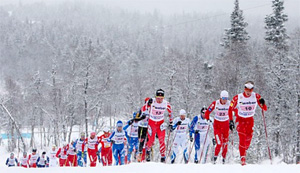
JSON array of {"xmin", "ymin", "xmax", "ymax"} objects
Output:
[{"xmin": 0, "ymin": 162, "xmax": 299, "ymax": 173}]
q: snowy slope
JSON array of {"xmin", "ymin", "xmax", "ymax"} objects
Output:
[{"xmin": 1, "ymin": 162, "xmax": 299, "ymax": 173}]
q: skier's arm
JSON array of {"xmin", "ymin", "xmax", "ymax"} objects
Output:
[
  {"xmin": 256, "ymin": 93, "xmax": 267, "ymax": 111},
  {"xmin": 107, "ymin": 131, "xmax": 115, "ymax": 142},
  {"xmin": 5, "ymin": 158, "xmax": 8, "ymax": 165},
  {"xmin": 56, "ymin": 148, "xmax": 61, "ymax": 158},
  {"xmin": 189, "ymin": 116, "xmax": 198, "ymax": 137},
  {"xmin": 172, "ymin": 118, "xmax": 179, "ymax": 130},
  {"xmin": 15, "ymin": 158, "xmax": 18, "ymax": 165},
  {"xmin": 123, "ymin": 122, "xmax": 130, "ymax": 131},
  {"xmin": 37, "ymin": 157, "xmax": 40, "ymax": 166},
  {"xmin": 205, "ymin": 101, "xmax": 216, "ymax": 120},
  {"xmin": 228, "ymin": 95, "xmax": 238, "ymax": 121}
]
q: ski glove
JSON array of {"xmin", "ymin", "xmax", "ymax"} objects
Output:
[
  {"xmin": 128, "ymin": 119, "xmax": 134, "ymax": 125},
  {"xmin": 195, "ymin": 130, "xmax": 199, "ymax": 134},
  {"xmin": 176, "ymin": 121, "xmax": 182, "ymax": 126},
  {"xmin": 229, "ymin": 120, "xmax": 235, "ymax": 131},
  {"xmin": 212, "ymin": 138, "xmax": 216, "ymax": 145},
  {"xmin": 190, "ymin": 136, "xmax": 193, "ymax": 142},
  {"xmin": 141, "ymin": 113, "xmax": 147, "ymax": 120},
  {"xmin": 259, "ymin": 98, "xmax": 265, "ymax": 105},
  {"xmin": 148, "ymin": 98, "xmax": 153, "ymax": 106}
]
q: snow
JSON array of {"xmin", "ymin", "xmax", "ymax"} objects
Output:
[{"xmin": 0, "ymin": 162, "xmax": 299, "ymax": 173}]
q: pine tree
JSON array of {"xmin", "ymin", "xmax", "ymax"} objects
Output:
[
  {"xmin": 265, "ymin": 0, "xmax": 289, "ymax": 52},
  {"xmin": 217, "ymin": 0, "xmax": 251, "ymax": 95},
  {"xmin": 264, "ymin": 0, "xmax": 290, "ymax": 160},
  {"xmin": 221, "ymin": 0, "xmax": 250, "ymax": 49}
]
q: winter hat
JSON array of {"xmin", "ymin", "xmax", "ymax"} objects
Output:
[
  {"xmin": 179, "ymin": 109, "xmax": 187, "ymax": 116},
  {"xmin": 245, "ymin": 81, "xmax": 254, "ymax": 89},
  {"xmin": 103, "ymin": 127, "xmax": 110, "ymax": 133},
  {"xmin": 220, "ymin": 90, "xmax": 229, "ymax": 98},
  {"xmin": 90, "ymin": 132, "xmax": 96, "ymax": 136},
  {"xmin": 156, "ymin": 89, "xmax": 165, "ymax": 97},
  {"xmin": 116, "ymin": 120, "xmax": 123, "ymax": 127}
]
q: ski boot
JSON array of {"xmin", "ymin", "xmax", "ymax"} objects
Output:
[
  {"xmin": 161, "ymin": 157, "xmax": 166, "ymax": 163},
  {"xmin": 222, "ymin": 158, "xmax": 225, "ymax": 164},
  {"xmin": 194, "ymin": 159, "xmax": 198, "ymax": 164},
  {"xmin": 241, "ymin": 157, "xmax": 246, "ymax": 166},
  {"xmin": 146, "ymin": 150, "xmax": 151, "ymax": 162},
  {"xmin": 213, "ymin": 156, "xmax": 217, "ymax": 164},
  {"xmin": 184, "ymin": 156, "xmax": 188, "ymax": 164},
  {"xmin": 137, "ymin": 153, "xmax": 142, "ymax": 162}
]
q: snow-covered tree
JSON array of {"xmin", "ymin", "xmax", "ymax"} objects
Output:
[
  {"xmin": 221, "ymin": 0, "xmax": 250, "ymax": 49},
  {"xmin": 264, "ymin": 0, "xmax": 291, "ymax": 160}
]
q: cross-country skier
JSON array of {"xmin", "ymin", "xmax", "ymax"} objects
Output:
[
  {"xmin": 56, "ymin": 142, "xmax": 69, "ymax": 166},
  {"xmin": 67, "ymin": 139, "xmax": 78, "ymax": 166},
  {"xmin": 136, "ymin": 97, "xmax": 152, "ymax": 162},
  {"xmin": 228, "ymin": 81, "xmax": 267, "ymax": 165},
  {"xmin": 75, "ymin": 132, "xmax": 87, "ymax": 167},
  {"xmin": 37, "ymin": 151, "xmax": 49, "ymax": 168},
  {"xmin": 143, "ymin": 89, "xmax": 173, "ymax": 162},
  {"xmin": 49, "ymin": 145, "xmax": 58, "ymax": 167},
  {"xmin": 19, "ymin": 151, "xmax": 29, "ymax": 168},
  {"xmin": 170, "ymin": 109, "xmax": 190, "ymax": 164},
  {"xmin": 107, "ymin": 120, "xmax": 127, "ymax": 166},
  {"xmin": 190, "ymin": 107, "xmax": 211, "ymax": 164},
  {"xmin": 86, "ymin": 131, "xmax": 99, "ymax": 167},
  {"xmin": 123, "ymin": 112, "xmax": 140, "ymax": 163},
  {"xmin": 98, "ymin": 127, "xmax": 112, "ymax": 166},
  {"xmin": 6, "ymin": 153, "xmax": 18, "ymax": 167},
  {"xmin": 28, "ymin": 149, "xmax": 39, "ymax": 168},
  {"xmin": 205, "ymin": 90, "xmax": 231, "ymax": 164}
]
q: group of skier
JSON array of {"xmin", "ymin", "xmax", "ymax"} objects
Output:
[{"xmin": 6, "ymin": 81, "xmax": 267, "ymax": 167}]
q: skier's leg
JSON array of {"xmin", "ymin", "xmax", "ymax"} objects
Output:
[
  {"xmin": 127, "ymin": 139, "xmax": 134, "ymax": 163},
  {"xmin": 146, "ymin": 121, "xmax": 155, "ymax": 151},
  {"xmin": 214, "ymin": 122, "xmax": 222, "ymax": 157},
  {"xmin": 171, "ymin": 139, "xmax": 179, "ymax": 163},
  {"xmin": 237, "ymin": 119, "xmax": 247, "ymax": 158},
  {"xmin": 77, "ymin": 152, "xmax": 82, "ymax": 167},
  {"xmin": 182, "ymin": 138, "xmax": 189, "ymax": 163},
  {"xmin": 83, "ymin": 151, "xmax": 87, "ymax": 166},
  {"xmin": 221, "ymin": 121, "xmax": 230, "ymax": 159},
  {"xmin": 108, "ymin": 148, "xmax": 113, "ymax": 166},
  {"xmin": 101, "ymin": 149, "xmax": 107, "ymax": 166},
  {"xmin": 194, "ymin": 133, "xmax": 200, "ymax": 162},
  {"xmin": 245, "ymin": 117, "xmax": 254, "ymax": 150},
  {"xmin": 112, "ymin": 145, "xmax": 119, "ymax": 166},
  {"xmin": 157, "ymin": 122, "xmax": 166, "ymax": 158},
  {"xmin": 120, "ymin": 145, "xmax": 126, "ymax": 165}
]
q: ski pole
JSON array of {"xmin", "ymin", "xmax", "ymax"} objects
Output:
[
  {"xmin": 199, "ymin": 125, "xmax": 210, "ymax": 164},
  {"xmin": 166, "ymin": 126, "xmax": 179, "ymax": 161},
  {"xmin": 261, "ymin": 110, "xmax": 272, "ymax": 164},
  {"xmin": 187, "ymin": 137, "xmax": 195, "ymax": 163}
]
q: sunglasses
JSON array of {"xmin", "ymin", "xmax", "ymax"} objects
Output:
[{"xmin": 221, "ymin": 97, "xmax": 228, "ymax": 100}]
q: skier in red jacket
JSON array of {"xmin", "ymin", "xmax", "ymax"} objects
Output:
[
  {"xmin": 98, "ymin": 127, "xmax": 113, "ymax": 166},
  {"xmin": 205, "ymin": 90, "xmax": 231, "ymax": 164},
  {"xmin": 228, "ymin": 81, "xmax": 267, "ymax": 165},
  {"xmin": 142, "ymin": 89, "xmax": 173, "ymax": 163}
]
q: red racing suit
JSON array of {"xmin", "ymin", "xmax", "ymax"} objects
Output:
[
  {"xmin": 56, "ymin": 147, "xmax": 69, "ymax": 166},
  {"xmin": 98, "ymin": 133, "xmax": 113, "ymax": 166},
  {"xmin": 205, "ymin": 99, "xmax": 231, "ymax": 159},
  {"xmin": 86, "ymin": 136, "xmax": 99, "ymax": 167},
  {"xmin": 142, "ymin": 98, "xmax": 173, "ymax": 158},
  {"xmin": 66, "ymin": 143, "xmax": 78, "ymax": 166},
  {"xmin": 228, "ymin": 92, "xmax": 267, "ymax": 159}
]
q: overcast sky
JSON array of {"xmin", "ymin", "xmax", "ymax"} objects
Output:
[
  {"xmin": 1, "ymin": 0, "xmax": 299, "ymax": 16},
  {"xmin": 1, "ymin": 0, "xmax": 299, "ymax": 27}
]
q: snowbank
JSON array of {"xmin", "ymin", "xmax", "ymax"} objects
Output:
[{"xmin": 1, "ymin": 162, "xmax": 299, "ymax": 173}]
